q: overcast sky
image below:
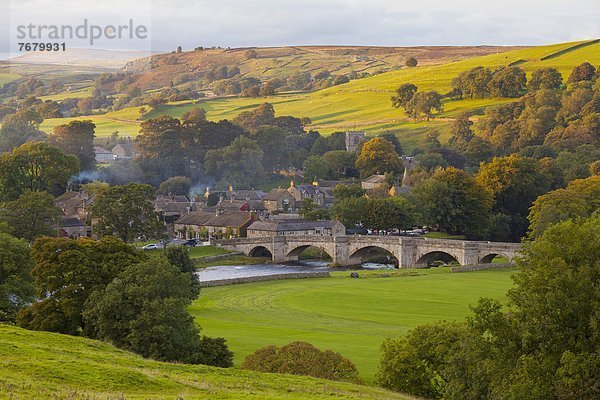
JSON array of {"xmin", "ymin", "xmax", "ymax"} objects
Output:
[{"xmin": 2, "ymin": 0, "xmax": 600, "ymax": 55}]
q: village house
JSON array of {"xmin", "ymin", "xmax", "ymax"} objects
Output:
[
  {"xmin": 55, "ymin": 190, "xmax": 94, "ymax": 221},
  {"xmin": 361, "ymin": 174, "xmax": 387, "ymax": 190},
  {"xmin": 94, "ymin": 146, "xmax": 115, "ymax": 163},
  {"xmin": 58, "ymin": 216, "xmax": 92, "ymax": 239},
  {"xmin": 174, "ymin": 210, "xmax": 256, "ymax": 239},
  {"xmin": 112, "ymin": 142, "xmax": 135, "ymax": 160},
  {"xmin": 262, "ymin": 188, "xmax": 297, "ymax": 212},
  {"xmin": 286, "ymin": 181, "xmax": 336, "ymax": 208},
  {"xmin": 225, "ymin": 185, "xmax": 265, "ymax": 202},
  {"xmin": 247, "ymin": 219, "xmax": 346, "ymax": 237}
]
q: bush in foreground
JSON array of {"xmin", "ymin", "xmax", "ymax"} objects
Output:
[{"xmin": 242, "ymin": 341, "xmax": 361, "ymax": 383}]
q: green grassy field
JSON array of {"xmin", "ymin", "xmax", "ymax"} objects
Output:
[
  {"xmin": 189, "ymin": 267, "xmax": 515, "ymax": 382},
  {"xmin": 38, "ymin": 40, "xmax": 600, "ymax": 147},
  {"xmin": 0, "ymin": 72, "xmax": 21, "ymax": 86},
  {"xmin": 0, "ymin": 324, "xmax": 410, "ymax": 400}
]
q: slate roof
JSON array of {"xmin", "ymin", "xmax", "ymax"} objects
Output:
[
  {"xmin": 58, "ymin": 216, "xmax": 87, "ymax": 228},
  {"xmin": 175, "ymin": 211, "xmax": 254, "ymax": 228},
  {"xmin": 363, "ymin": 174, "xmax": 386, "ymax": 184},
  {"xmin": 263, "ymin": 188, "xmax": 292, "ymax": 201},
  {"xmin": 174, "ymin": 211, "xmax": 215, "ymax": 226},
  {"xmin": 248, "ymin": 219, "xmax": 338, "ymax": 232}
]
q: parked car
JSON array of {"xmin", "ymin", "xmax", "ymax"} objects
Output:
[
  {"xmin": 183, "ymin": 239, "xmax": 199, "ymax": 247},
  {"xmin": 142, "ymin": 243, "xmax": 159, "ymax": 250}
]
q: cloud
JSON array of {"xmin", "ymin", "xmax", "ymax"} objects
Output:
[{"xmin": 3, "ymin": 0, "xmax": 600, "ymax": 54}]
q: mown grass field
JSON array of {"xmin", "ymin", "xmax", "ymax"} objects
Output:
[
  {"xmin": 0, "ymin": 325, "xmax": 409, "ymax": 400},
  {"xmin": 39, "ymin": 40, "xmax": 600, "ymax": 147},
  {"xmin": 189, "ymin": 267, "xmax": 516, "ymax": 383}
]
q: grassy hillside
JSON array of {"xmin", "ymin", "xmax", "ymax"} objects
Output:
[
  {"xmin": 39, "ymin": 40, "xmax": 599, "ymax": 147},
  {"xmin": 124, "ymin": 45, "xmax": 519, "ymax": 91},
  {"xmin": 190, "ymin": 267, "xmax": 515, "ymax": 382},
  {"xmin": 0, "ymin": 324, "xmax": 411, "ymax": 399}
]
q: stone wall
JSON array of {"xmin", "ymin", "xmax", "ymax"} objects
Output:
[
  {"xmin": 451, "ymin": 263, "xmax": 515, "ymax": 273},
  {"xmin": 198, "ymin": 271, "xmax": 330, "ymax": 287}
]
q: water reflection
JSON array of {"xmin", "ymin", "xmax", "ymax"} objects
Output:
[{"xmin": 195, "ymin": 260, "xmax": 397, "ymax": 282}]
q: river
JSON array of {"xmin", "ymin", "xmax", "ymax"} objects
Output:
[{"xmin": 195, "ymin": 260, "xmax": 396, "ymax": 282}]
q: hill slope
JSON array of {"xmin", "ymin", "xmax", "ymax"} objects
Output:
[
  {"xmin": 0, "ymin": 324, "xmax": 410, "ymax": 399},
  {"xmin": 123, "ymin": 45, "xmax": 521, "ymax": 90},
  {"xmin": 38, "ymin": 40, "xmax": 600, "ymax": 147}
]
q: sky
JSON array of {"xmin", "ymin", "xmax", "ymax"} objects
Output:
[{"xmin": 1, "ymin": 0, "xmax": 600, "ymax": 56}]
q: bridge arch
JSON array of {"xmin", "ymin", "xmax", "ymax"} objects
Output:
[
  {"xmin": 286, "ymin": 245, "xmax": 334, "ymax": 260},
  {"xmin": 348, "ymin": 246, "xmax": 399, "ymax": 266},
  {"xmin": 248, "ymin": 245, "xmax": 273, "ymax": 258},
  {"xmin": 416, "ymin": 251, "xmax": 460, "ymax": 267},
  {"xmin": 479, "ymin": 253, "xmax": 512, "ymax": 264}
]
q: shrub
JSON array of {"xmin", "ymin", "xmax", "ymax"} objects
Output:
[{"xmin": 242, "ymin": 341, "xmax": 361, "ymax": 383}]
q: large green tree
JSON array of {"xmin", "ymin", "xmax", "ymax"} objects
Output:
[
  {"xmin": 0, "ymin": 109, "xmax": 46, "ymax": 151},
  {"xmin": 17, "ymin": 236, "xmax": 141, "ymax": 335},
  {"xmin": 487, "ymin": 67, "xmax": 527, "ymax": 98},
  {"xmin": 51, "ymin": 120, "xmax": 96, "ymax": 170},
  {"xmin": 91, "ymin": 183, "xmax": 164, "ymax": 243},
  {"xmin": 415, "ymin": 167, "xmax": 492, "ymax": 239},
  {"xmin": 0, "ymin": 191, "xmax": 61, "ymax": 242},
  {"xmin": 377, "ymin": 214, "xmax": 600, "ymax": 399},
  {"xmin": 355, "ymin": 137, "xmax": 402, "ymax": 177},
  {"xmin": 83, "ymin": 257, "xmax": 207, "ymax": 364},
  {"xmin": 203, "ymin": 135, "xmax": 265, "ymax": 187},
  {"xmin": 0, "ymin": 233, "xmax": 35, "ymax": 323},
  {"xmin": 528, "ymin": 175, "xmax": 600, "ymax": 238},
  {"xmin": 0, "ymin": 141, "xmax": 79, "ymax": 201},
  {"xmin": 476, "ymin": 155, "xmax": 551, "ymax": 240}
]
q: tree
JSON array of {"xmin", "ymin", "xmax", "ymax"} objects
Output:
[
  {"xmin": 244, "ymin": 49, "xmax": 258, "ymax": 59},
  {"xmin": 476, "ymin": 155, "xmax": 551, "ymax": 240},
  {"xmin": 302, "ymin": 156, "xmax": 328, "ymax": 180},
  {"xmin": 203, "ymin": 136, "xmax": 265, "ymax": 187},
  {"xmin": 406, "ymin": 91, "xmax": 444, "ymax": 121},
  {"xmin": 181, "ymin": 107, "xmax": 207, "ymax": 123},
  {"xmin": 83, "ymin": 257, "xmax": 206, "ymax": 364},
  {"xmin": 527, "ymin": 175, "xmax": 600, "ymax": 238},
  {"xmin": 0, "ymin": 191, "xmax": 61, "ymax": 242},
  {"xmin": 253, "ymin": 126, "xmax": 289, "ymax": 171},
  {"xmin": 0, "ymin": 233, "xmax": 35, "ymax": 323},
  {"xmin": 405, "ymin": 57, "xmax": 418, "ymax": 68},
  {"xmin": 136, "ymin": 115, "xmax": 186, "ymax": 180},
  {"xmin": 242, "ymin": 341, "xmax": 361, "ymax": 383},
  {"xmin": 0, "ymin": 141, "xmax": 79, "ymax": 201},
  {"xmin": 157, "ymin": 176, "xmax": 192, "ymax": 196},
  {"xmin": 321, "ymin": 150, "xmax": 356, "ymax": 179},
  {"xmin": 448, "ymin": 112, "xmax": 474, "ymax": 151},
  {"xmin": 51, "ymin": 120, "xmax": 96, "ymax": 170},
  {"xmin": 528, "ymin": 67, "xmax": 563, "ymax": 91},
  {"xmin": 487, "ymin": 67, "xmax": 527, "ymax": 98},
  {"xmin": 451, "ymin": 66, "xmax": 492, "ymax": 98},
  {"xmin": 233, "ymin": 103, "xmax": 275, "ymax": 131},
  {"xmin": 362, "ymin": 197, "xmax": 418, "ymax": 231},
  {"xmin": 333, "ymin": 184, "xmax": 365, "ymax": 200},
  {"xmin": 355, "ymin": 137, "xmax": 402, "ymax": 177},
  {"xmin": 333, "ymin": 197, "xmax": 367, "ymax": 228},
  {"xmin": 91, "ymin": 183, "xmax": 164, "ymax": 243},
  {"xmin": 0, "ymin": 109, "xmax": 45, "ymax": 151},
  {"xmin": 391, "ymin": 83, "xmax": 418, "ymax": 110},
  {"xmin": 377, "ymin": 214, "xmax": 600, "ymax": 399},
  {"xmin": 378, "ymin": 133, "xmax": 404, "ymax": 155},
  {"xmin": 17, "ymin": 236, "xmax": 141, "ymax": 335},
  {"xmin": 414, "ymin": 167, "xmax": 492, "ymax": 239},
  {"xmin": 567, "ymin": 62, "xmax": 596, "ymax": 84}
]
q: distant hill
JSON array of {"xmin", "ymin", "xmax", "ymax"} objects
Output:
[
  {"xmin": 9, "ymin": 48, "xmax": 153, "ymax": 69},
  {"xmin": 120, "ymin": 45, "xmax": 523, "ymax": 90},
  {"xmin": 0, "ymin": 324, "xmax": 409, "ymax": 399}
]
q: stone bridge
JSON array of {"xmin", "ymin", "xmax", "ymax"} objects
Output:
[{"xmin": 214, "ymin": 235, "xmax": 521, "ymax": 268}]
